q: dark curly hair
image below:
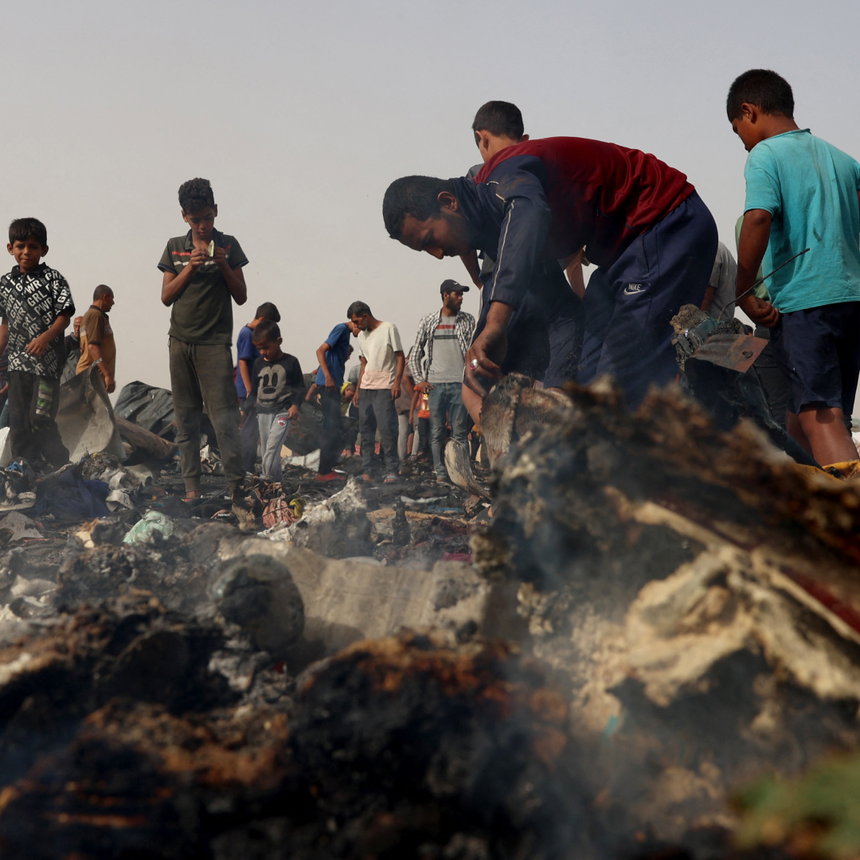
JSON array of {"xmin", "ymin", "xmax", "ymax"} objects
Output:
[
  {"xmin": 252, "ymin": 319, "xmax": 281, "ymax": 344},
  {"xmin": 382, "ymin": 176, "xmax": 454, "ymax": 240},
  {"xmin": 727, "ymin": 70, "xmax": 794, "ymax": 121},
  {"xmin": 8, "ymin": 217, "xmax": 47, "ymax": 246},
  {"xmin": 472, "ymin": 101, "xmax": 524, "ymax": 141},
  {"xmin": 178, "ymin": 178, "xmax": 216, "ymax": 213}
]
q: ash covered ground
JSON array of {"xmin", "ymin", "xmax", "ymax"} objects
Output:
[{"xmin": 0, "ymin": 381, "xmax": 859, "ymax": 859}]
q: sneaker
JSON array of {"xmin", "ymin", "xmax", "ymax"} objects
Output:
[
  {"xmin": 315, "ymin": 471, "xmax": 347, "ymax": 483},
  {"xmin": 383, "ymin": 474, "xmax": 399, "ymax": 484}
]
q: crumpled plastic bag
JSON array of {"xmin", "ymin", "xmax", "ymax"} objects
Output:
[
  {"xmin": 123, "ymin": 511, "xmax": 175, "ymax": 544},
  {"xmin": 262, "ymin": 495, "xmax": 304, "ymax": 529}
]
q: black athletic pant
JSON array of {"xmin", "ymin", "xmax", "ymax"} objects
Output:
[{"xmin": 8, "ymin": 371, "xmax": 69, "ymax": 467}]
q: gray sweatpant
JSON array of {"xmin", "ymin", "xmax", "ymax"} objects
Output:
[
  {"xmin": 169, "ymin": 338, "xmax": 244, "ymax": 492},
  {"xmin": 257, "ymin": 410, "xmax": 291, "ymax": 483}
]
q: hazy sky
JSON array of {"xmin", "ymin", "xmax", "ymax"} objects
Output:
[{"xmin": 2, "ymin": 0, "xmax": 859, "ymax": 401}]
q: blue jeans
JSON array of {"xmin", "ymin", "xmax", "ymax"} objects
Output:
[{"xmin": 428, "ymin": 382, "xmax": 468, "ymax": 478}]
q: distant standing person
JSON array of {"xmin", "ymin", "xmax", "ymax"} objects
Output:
[
  {"xmin": 158, "ymin": 177, "xmax": 248, "ymax": 502},
  {"xmin": 349, "ymin": 301, "xmax": 404, "ymax": 484},
  {"xmin": 243, "ymin": 320, "xmax": 305, "ymax": 484},
  {"xmin": 61, "ymin": 315, "xmax": 83, "ymax": 385},
  {"xmin": 235, "ymin": 302, "xmax": 281, "ymax": 473},
  {"xmin": 0, "ymin": 218, "xmax": 74, "ymax": 469},
  {"xmin": 76, "ymin": 284, "xmax": 117, "ymax": 393},
  {"xmin": 313, "ymin": 313, "xmax": 359, "ymax": 482},
  {"xmin": 409, "ymin": 279, "xmax": 475, "ymax": 483}
]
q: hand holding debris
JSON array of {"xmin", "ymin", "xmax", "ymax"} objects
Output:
[
  {"xmin": 212, "ymin": 245, "xmax": 229, "ymax": 269},
  {"xmin": 738, "ymin": 294, "xmax": 779, "ymax": 327},
  {"xmin": 188, "ymin": 246, "xmax": 209, "ymax": 270},
  {"xmin": 465, "ymin": 327, "xmax": 505, "ymax": 397}
]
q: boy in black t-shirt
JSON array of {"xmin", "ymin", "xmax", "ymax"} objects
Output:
[
  {"xmin": 244, "ymin": 321, "xmax": 305, "ymax": 484},
  {"xmin": 0, "ymin": 218, "xmax": 74, "ymax": 469},
  {"xmin": 158, "ymin": 178, "xmax": 249, "ymax": 502}
]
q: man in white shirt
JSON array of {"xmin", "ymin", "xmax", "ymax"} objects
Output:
[{"xmin": 349, "ymin": 301, "xmax": 405, "ymax": 484}]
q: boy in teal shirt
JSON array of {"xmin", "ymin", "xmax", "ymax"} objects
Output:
[{"xmin": 728, "ymin": 69, "xmax": 860, "ymax": 466}]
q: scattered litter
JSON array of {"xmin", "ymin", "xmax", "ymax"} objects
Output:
[
  {"xmin": 262, "ymin": 495, "xmax": 304, "ymax": 529},
  {"xmin": 0, "ymin": 512, "xmax": 42, "ymax": 542},
  {"xmin": 125, "ymin": 463, "xmax": 154, "ymax": 483},
  {"xmin": 122, "ymin": 511, "xmax": 176, "ymax": 544},
  {"xmin": 35, "ymin": 466, "xmax": 110, "ymax": 521}
]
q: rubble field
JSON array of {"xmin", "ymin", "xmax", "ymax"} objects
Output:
[{"xmin": 0, "ymin": 375, "xmax": 858, "ymax": 858}]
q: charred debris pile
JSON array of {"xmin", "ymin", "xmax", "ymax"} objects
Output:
[{"xmin": 0, "ymin": 372, "xmax": 857, "ymax": 857}]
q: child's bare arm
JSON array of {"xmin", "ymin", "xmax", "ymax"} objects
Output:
[
  {"xmin": 161, "ymin": 247, "xmax": 209, "ymax": 306},
  {"xmin": 239, "ymin": 358, "xmax": 254, "ymax": 400},
  {"xmin": 27, "ymin": 312, "xmax": 71, "ymax": 358},
  {"xmin": 736, "ymin": 209, "xmax": 778, "ymax": 327},
  {"xmin": 0, "ymin": 319, "xmax": 8, "ymax": 357}
]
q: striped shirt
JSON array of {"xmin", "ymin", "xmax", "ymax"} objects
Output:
[{"xmin": 408, "ymin": 309, "xmax": 475, "ymax": 383}]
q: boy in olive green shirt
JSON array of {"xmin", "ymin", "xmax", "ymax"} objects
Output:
[{"xmin": 158, "ymin": 177, "xmax": 249, "ymax": 500}]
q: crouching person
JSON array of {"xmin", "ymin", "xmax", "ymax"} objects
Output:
[{"xmin": 244, "ymin": 320, "xmax": 304, "ymax": 484}]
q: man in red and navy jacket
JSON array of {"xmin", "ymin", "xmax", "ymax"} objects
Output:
[{"xmin": 383, "ymin": 136, "xmax": 717, "ymax": 410}]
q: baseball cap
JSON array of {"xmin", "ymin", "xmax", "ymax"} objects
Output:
[{"xmin": 440, "ymin": 279, "xmax": 470, "ymax": 294}]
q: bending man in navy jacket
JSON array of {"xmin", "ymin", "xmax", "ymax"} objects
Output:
[{"xmin": 383, "ymin": 137, "xmax": 718, "ymax": 409}]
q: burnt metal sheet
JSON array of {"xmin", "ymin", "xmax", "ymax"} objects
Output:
[{"xmin": 690, "ymin": 333, "xmax": 768, "ymax": 373}]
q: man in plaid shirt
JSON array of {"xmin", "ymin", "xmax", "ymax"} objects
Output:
[{"xmin": 408, "ymin": 279, "xmax": 475, "ymax": 484}]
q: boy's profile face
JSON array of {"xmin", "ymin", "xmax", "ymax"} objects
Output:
[
  {"xmin": 731, "ymin": 105, "xmax": 764, "ymax": 153},
  {"xmin": 255, "ymin": 336, "xmax": 283, "ymax": 362},
  {"xmin": 182, "ymin": 205, "xmax": 218, "ymax": 242},
  {"xmin": 7, "ymin": 237, "xmax": 48, "ymax": 273}
]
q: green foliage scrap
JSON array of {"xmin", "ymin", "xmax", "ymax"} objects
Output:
[{"xmin": 735, "ymin": 752, "xmax": 860, "ymax": 858}]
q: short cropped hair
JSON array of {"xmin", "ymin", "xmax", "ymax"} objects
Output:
[
  {"xmin": 178, "ymin": 178, "xmax": 216, "ymax": 213},
  {"xmin": 93, "ymin": 284, "xmax": 113, "ymax": 300},
  {"xmin": 382, "ymin": 176, "xmax": 455, "ymax": 240},
  {"xmin": 727, "ymin": 70, "xmax": 794, "ymax": 121},
  {"xmin": 252, "ymin": 319, "xmax": 281, "ymax": 343},
  {"xmin": 8, "ymin": 218, "xmax": 47, "ymax": 246},
  {"xmin": 255, "ymin": 302, "xmax": 280, "ymax": 322},
  {"xmin": 472, "ymin": 101, "xmax": 524, "ymax": 140},
  {"xmin": 347, "ymin": 301, "xmax": 371, "ymax": 319}
]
